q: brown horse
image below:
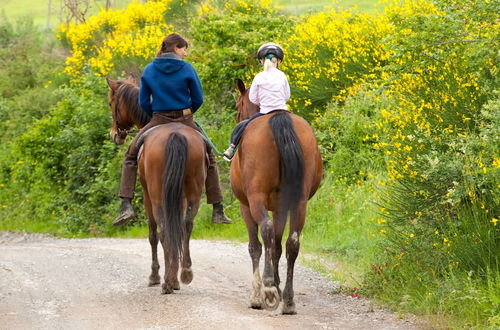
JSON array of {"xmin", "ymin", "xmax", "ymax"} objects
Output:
[
  {"xmin": 231, "ymin": 79, "xmax": 323, "ymax": 314},
  {"xmin": 106, "ymin": 75, "xmax": 207, "ymax": 294}
]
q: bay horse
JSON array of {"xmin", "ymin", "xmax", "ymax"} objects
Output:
[
  {"xmin": 106, "ymin": 75, "xmax": 207, "ymax": 294},
  {"xmin": 231, "ymin": 79, "xmax": 323, "ymax": 314}
]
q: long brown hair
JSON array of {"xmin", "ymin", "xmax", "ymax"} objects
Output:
[{"xmin": 156, "ymin": 33, "xmax": 189, "ymax": 57}]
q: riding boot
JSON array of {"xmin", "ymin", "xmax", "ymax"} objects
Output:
[
  {"xmin": 211, "ymin": 203, "xmax": 232, "ymax": 224},
  {"xmin": 113, "ymin": 197, "xmax": 135, "ymax": 226},
  {"xmin": 223, "ymin": 144, "xmax": 236, "ymax": 162}
]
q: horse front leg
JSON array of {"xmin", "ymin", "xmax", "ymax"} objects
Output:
[
  {"xmin": 250, "ymin": 199, "xmax": 280, "ymax": 311},
  {"xmin": 281, "ymin": 203, "xmax": 306, "ymax": 315},
  {"xmin": 180, "ymin": 200, "xmax": 199, "ymax": 285},
  {"xmin": 241, "ymin": 203, "xmax": 262, "ymax": 309}
]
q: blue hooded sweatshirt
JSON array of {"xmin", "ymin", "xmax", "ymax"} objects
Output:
[{"xmin": 139, "ymin": 54, "xmax": 203, "ymax": 116}]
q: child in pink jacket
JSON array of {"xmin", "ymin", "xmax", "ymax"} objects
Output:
[{"xmin": 223, "ymin": 42, "xmax": 290, "ymax": 161}]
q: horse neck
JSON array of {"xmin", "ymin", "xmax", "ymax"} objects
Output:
[
  {"xmin": 119, "ymin": 84, "xmax": 151, "ymax": 129},
  {"xmin": 237, "ymin": 93, "xmax": 259, "ymax": 122}
]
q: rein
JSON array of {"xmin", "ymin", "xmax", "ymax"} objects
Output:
[{"xmin": 195, "ymin": 121, "xmax": 224, "ymax": 156}]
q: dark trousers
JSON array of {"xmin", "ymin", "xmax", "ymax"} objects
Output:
[
  {"xmin": 119, "ymin": 111, "xmax": 223, "ymax": 204},
  {"xmin": 230, "ymin": 112, "xmax": 264, "ymax": 146}
]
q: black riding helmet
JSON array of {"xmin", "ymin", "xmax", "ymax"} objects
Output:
[{"xmin": 257, "ymin": 42, "xmax": 284, "ymax": 61}]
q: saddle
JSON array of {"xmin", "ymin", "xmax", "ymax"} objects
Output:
[{"xmin": 136, "ymin": 123, "xmax": 211, "ymax": 162}]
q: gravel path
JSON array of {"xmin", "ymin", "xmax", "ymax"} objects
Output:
[{"xmin": 0, "ymin": 231, "xmax": 422, "ymax": 329}]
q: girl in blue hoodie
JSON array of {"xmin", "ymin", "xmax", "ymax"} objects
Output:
[{"xmin": 114, "ymin": 33, "xmax": 232, "ymax": 226}]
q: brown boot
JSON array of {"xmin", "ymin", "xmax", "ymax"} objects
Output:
[
  {"xmin": 113, "ymin": 197, "xmax": 135, "ymax": 226},
  {"xmin": 211, "ymin": 203, "xmax": 232, "ymax": 224}
]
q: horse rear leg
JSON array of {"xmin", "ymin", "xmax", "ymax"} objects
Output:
[
  {"xmin": 241, "ymin": 203, "xmax": 262, "ymax": 309},
  {"xmin": 272, "ymin": 209, "xmax": 287, "ymax": 300},
  {"xmin": 180, "ymin": 199, "xmax": 200, "ymax": 285},
  {"xmin": 249, "ymin": 198, "xmax": 280, "ymax": 311},
  {"xmin": 148, "ymin": 220, "xmax": 161, "ymax": 286},
  {"xmin": 144, "ymin": 190, "xmax": 161, "ymax": 287},
  {"xmin": 282, "ymin": 202, "xmax": 306, "ymax": 315},
  {"xmin": 160, "ymin": 236, "xmax": 180, "ymax": 294},
  {"xmin": 154, "ymin": 206, "xmax": 180, "ymax": 294}
]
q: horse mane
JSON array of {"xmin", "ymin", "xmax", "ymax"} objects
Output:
[{"xmin": 117, "ymin": 81, "xmax": 151, "ymax": 127}]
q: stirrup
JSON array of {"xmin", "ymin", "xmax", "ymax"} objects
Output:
[{"xmin": 223, "ymin": 146, "xmax": 235, "ymax": 162}]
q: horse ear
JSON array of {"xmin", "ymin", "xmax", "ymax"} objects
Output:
[
  {"xmin": 127, "ymin": 72, "xmax": 136, "ymax": 83},
  {"xmin": 236, "ymin": 79, "xmax": 246, "ymax": 94},
  {"xmin": 106, "ymin": 77, "xmax": 118, "ymax": 90}
]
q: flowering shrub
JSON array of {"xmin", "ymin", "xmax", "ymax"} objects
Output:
[
  {"xmin": 57, "ymin": 0, "xmax": 174, "ymax": 78},
  {"xmin": 280, "ymin": 8, "xmax": 393, "ymax": 117},
  {"xmin": 190, "ymin": 0, "xmax": 294, "ymax": 109},
  {"xmin": 375, "ymin": 0, "xmax": 498, "ymax": 227},
  {"xmin": 364, "ymin": 0, "xmax": 499, "ymax": 324}
]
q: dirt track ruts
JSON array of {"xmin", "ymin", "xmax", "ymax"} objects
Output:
[{"xmin": 0, "ymin": 231, "xmax": 422, "ymax": 329}]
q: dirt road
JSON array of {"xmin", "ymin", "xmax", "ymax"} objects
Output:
[{"xmin": 0, "ymin": 231, "xmax": 420, "ymax": 329}]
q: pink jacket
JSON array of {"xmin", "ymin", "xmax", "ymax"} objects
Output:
[{"xmin": 248, "ymin": 67, "xmax": 290, "ymax": 114}]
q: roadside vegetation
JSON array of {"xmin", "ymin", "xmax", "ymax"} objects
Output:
[{"xmin": 0, "ymin": 0, "xmax": 498, "ymax": 327}]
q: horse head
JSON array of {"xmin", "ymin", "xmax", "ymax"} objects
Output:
[
  {"xmin": 235, "ymin": 79, "xmax": 259, "ymax": 122},
  {"xmin": 106, "ymin": 74, "xmax": 149, "ymax": 145}
]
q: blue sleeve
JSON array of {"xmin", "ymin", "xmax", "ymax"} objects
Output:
[
  {"xmin": 139, "ymin": 76, "xmax": 153, "ymax": 116},
  {"xmin": 187, "ymin": 64, "xmax": 203, "ymax": 113}
]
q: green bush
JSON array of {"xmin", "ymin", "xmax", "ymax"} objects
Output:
[
  {"xmin": 0, "ymin": 74, "xmax": 143, "ymax": 235},
  {"xmin": 363, "ymin": 1, "xmax": 499, "ymax": 326},
  {"xmin": 313, "ymin": 91, "xmax": 386, "ymax": 181},
  {"xmin": 0, "ymin": 15, "xmax": 66, "ymax": 139},
  {"xmin": 190, "ymin": 0, "xmax": 295, "ymax": 109}
]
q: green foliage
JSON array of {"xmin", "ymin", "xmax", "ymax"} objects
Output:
[
  {"xmin": 0, "ymin": 15, "xmax": 66, "ymax": 139},
  {"xmin": 189, "ymin": 0, "xmax": 295, "ymax": 108},
  {"xmin": 363, "ymin": 1, "xmax": 500, "ymax": 326},
  {"xmin": 301, "ymin": 174, "xmax": 382, "ymax": 283},
  {"xmin": 313, "ymin": 91, "xmax": 386, "ymax": 180},
  {"xmin": 0, "ymin": 74, "xmax": 144, "ymax": 236}
]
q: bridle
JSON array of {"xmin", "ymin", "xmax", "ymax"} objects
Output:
[{"xmin": 111, "ymin": 87, "xmax": 137, "ymax": 139}]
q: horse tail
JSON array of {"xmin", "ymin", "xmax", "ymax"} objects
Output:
[
  {"xmin": 161, "ymin": 132, "xmax": 187, "ymax": 262},
  {"xmin": 269, "ymin": 111, "xmax": 304, "ymax": 218}
]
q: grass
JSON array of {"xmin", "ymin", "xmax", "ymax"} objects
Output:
[
  {"xmin": 299, "ymin": 174, "xmax": 381, "ymax": 285},
  {"xmin": 0, "ymin": 0, "xmax": 384, "ymax": 30},
  {"xmin": 0, "ymin": 0, "xmax": 130, "ymax": 29},
  {"xmin": 277, "ymin": 0, "xmax": 384, "ymax": 14}
]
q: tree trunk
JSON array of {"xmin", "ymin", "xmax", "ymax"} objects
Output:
[{"xmin": 46, "ymin": 0, "xmax": 52, "ymax": 30}]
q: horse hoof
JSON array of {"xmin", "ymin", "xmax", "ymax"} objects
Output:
[
  {"xmin": 161, "ymin": 283, "xmax": 174, "ymax": 294},
  {"xmin": 174, "ymin": 279, "xmax": 181, "ymax": 290},
  {"xmin": 249, "ymin": 291, "xmax": 262, "ymax": 309},
  {"xmin": 261, "ymin": 286, "xmax": 280, "ymax": 311},
  {"xmin": 181, "ymin": 268, "xmax": 193, "ymax": 284},
  {"xmin": 282, "ymin": 300, "xmax": 297, "ymax": 315},
  {"xmin": 148, "ymin": 275, "xmax": 160, "ymax": 286},
  {"xmin": 249, "ymin": 299, "xmax": 262, "ymax": 309}
]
